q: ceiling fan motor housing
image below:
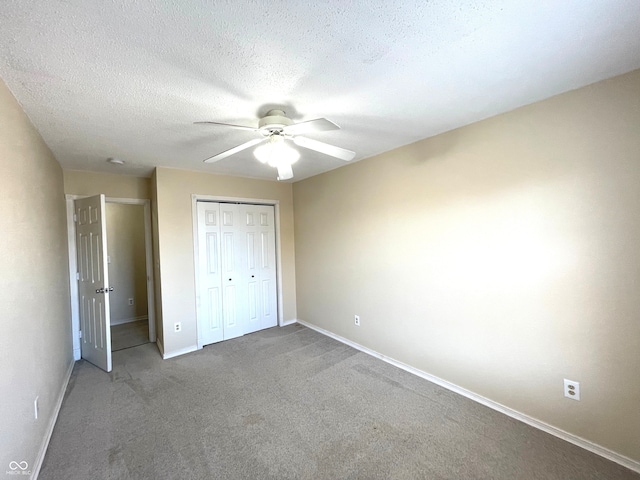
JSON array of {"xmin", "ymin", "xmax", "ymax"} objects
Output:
[{"xmin": 258, "ymin": 109, "xmax": 293, "ymax": 134}]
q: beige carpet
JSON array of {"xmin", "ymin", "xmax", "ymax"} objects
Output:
[{"xmin": 40, "ymin": 324, "xmax": 638, "ymax": 479}]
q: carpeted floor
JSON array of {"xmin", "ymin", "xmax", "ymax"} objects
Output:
[
  {"xmin": 40, "ymin": 324, "xmax": 638, "ymax": 479},
  {"xmin": 111, "ymin": 319, "xmax": 149, "ymax": 351}
]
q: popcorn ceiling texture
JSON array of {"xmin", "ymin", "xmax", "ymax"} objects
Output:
[{"xmin": 0, "ymin": 0, "xmax": 639, "ymax": 181}]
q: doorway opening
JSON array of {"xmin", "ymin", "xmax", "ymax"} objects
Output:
[
  {"xmin": 66, "ymin": 195, "xmax": 156, "ymax": 366},
  {"xmin": 106, "ymin": 202, "xmax": 150, "ymax": 351}
]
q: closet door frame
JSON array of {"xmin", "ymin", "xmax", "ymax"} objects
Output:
[{"xmin": 191, "ymin": 194, "xmax": 284, "ymax": 349}]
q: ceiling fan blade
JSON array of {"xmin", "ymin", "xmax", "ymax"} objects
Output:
[
  {"xmin": 293, "ymin": 136, "xmax": 355, "ymax": 161},
  {"xmin": 194, "ymin": 121, "xmax": 258, "ymax": 132},
  {"xmin": 283, "ymin": 118, "xmax": 340, "ymax": 135},
  {"xmin": 203, "ymin": 138, "xmax": 265, "ymax": 163},
  {"xmin": 276, "ymin": 163, "xmax": 294, "ymax": 181}
]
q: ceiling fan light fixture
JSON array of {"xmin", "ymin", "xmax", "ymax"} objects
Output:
[
  {"xmin": 254, "ymin": 134, "xmax": 300, "ymax": 168},
  {"xmin": 199, "ymin": 109, "xmax": 352, "ymax": 181}
]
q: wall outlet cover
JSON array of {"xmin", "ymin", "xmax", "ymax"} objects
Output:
[{"xmin": 564, "ymin": 379, "xmax": 580, "ymax": 401}]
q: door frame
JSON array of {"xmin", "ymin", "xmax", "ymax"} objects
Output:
[
  {"xmin": 191, "ymin": 194, "xmax": 284, "ymax": 349},
  {"xmin": 66, "ymin": 195, "xmax": 156, "ymax": 360}
]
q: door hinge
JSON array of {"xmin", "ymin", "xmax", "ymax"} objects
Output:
[
  {"xmin": 76, "ymin": 272, "xmax": 80, "ymax": 280},
  {"xmin": 79, "ymin": 330, "xmax": 82, "ymax": 339}
]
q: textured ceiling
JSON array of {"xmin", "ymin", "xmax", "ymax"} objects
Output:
[{"xmin": 1, "ymin": 1, "xmax": 640, "ymax": 182}]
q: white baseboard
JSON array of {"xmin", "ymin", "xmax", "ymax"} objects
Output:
[
  {"xmin": 32, "ymin": 358, "xmax": 75, "ymax": 480},
  {"xmin": 280, "ymin": 318, "xmax": 298, "ymax": 327},
  {"xmin": 110, "ymin": 315, "xmax": 148, "ymax": 326},
  {"xmin": 161, "ymin": 344, "xmax": 198, "ymax": 360},
  {"xmin": 296, "ymin": 320, "xmax": 640, "ymax": 474}
]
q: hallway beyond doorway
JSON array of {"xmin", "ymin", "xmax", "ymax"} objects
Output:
[{"xmin": 111, "ymin": 319, "xmax": 149, "ymax": 351}]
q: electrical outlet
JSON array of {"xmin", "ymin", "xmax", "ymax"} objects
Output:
[
  {"xmin": 564, "ymin": 379, "xmax": 580, "ymax": 401},
  {"xmin": 34, "ymin": 396, "xmax": 39, "ymax": 420},
  {"xmin": 128, "ymin": 298, "xmax": 134, "ymax": 306},
  {"xmin": 174, "ymin": 322, "xmax": 181, "ymax": 333},
  {"xmin": 354, "ymin": 315, "xmax": 360, "ymax": 326}
]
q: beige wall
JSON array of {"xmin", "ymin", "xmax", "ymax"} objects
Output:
[
  {"xmin": 64, "ymin": 169, "xmax": 150, "ymax": 199},
  {"xmin": 106, "ymin": 203, "xmax": 148, "ymax": 323},
  {"xmin": 154, "ymin": 167, "xmax": 296, "ymax": 354},
  {"xmin": 293, "ymin": 69, "xmax": 640, "ymax": 462},
  {"xmin": 0, "ymin": 80, "xmax": 73, "ymax": 471}
]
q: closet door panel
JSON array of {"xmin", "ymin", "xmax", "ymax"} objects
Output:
[
  {"xmin": 220, "ymin": 203, "xmax": 246, "ymax": 340},
  {"xmin": 255, "ymin": 205, "xmax": 278, "ymax": 329},
  {"xmin": 196, "ymin": 202, "xmax": 224, "ymax": 346},
  {"xmin": 245, "ymin": 227, "xmax": 261, "ymax": 334}
]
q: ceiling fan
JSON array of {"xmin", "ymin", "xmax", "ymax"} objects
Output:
[{"xmin": 195, "ymin": 109, "xmax": 355, "ymax": 181}]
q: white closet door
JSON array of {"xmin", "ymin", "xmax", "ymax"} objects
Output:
[
  {"xmin": 242, "ymin": 204, "xmax": 277, "ymax": 334},
  {"xmin": 196, "ymin": 202, "xmax": 224, "ymax": 346},
  {"xmin": 196, "ymin": 201, "xmax": 278, "ymax": 347},
  {"xmin": 243, "ymin": 205, "xmax": 262, "ymax": 334},
  {"xmin": 253, "ymin": 205, "xmax": 278, "ymax": 330},
  {"xmin": 219, "ymin": 203, "xmax": 247, "ymax": 340}
]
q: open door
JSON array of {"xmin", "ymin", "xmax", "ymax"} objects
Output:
[{"xmin": 76, "ymin": 194, "xmax": 112, "ymax": 372}]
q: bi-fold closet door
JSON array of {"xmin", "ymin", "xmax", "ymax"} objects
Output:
[{"xmin": 196, "ymin": 201, "xmax": 277, "ymax": 347}]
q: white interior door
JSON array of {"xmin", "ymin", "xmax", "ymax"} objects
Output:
[
  {"xmin": 76, "ymin": 194, "xmax": 112, "ymax": 372},
  {"xmin": 243, "ymin": 205, "xmax": 261, "ymax": 334},
  {"xmin": 219, "ymin": 203, "xmax": 246, "ymax": 340},
  {"xmin": 196, "ymin": 202, "xmax": 224, "ymax": 346},
  {"xmin": 244, "ymin": 204, "xmax": 277, "ymax": 333}
]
